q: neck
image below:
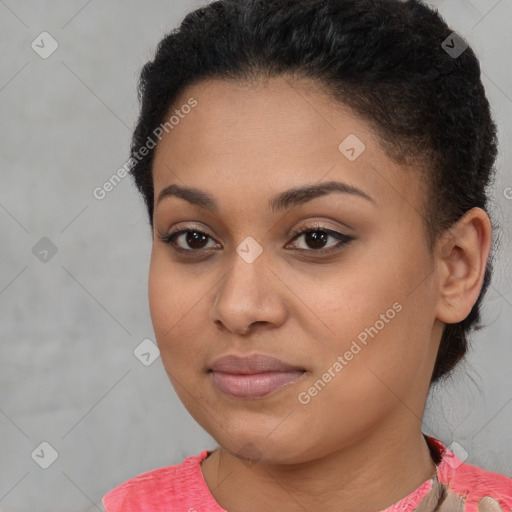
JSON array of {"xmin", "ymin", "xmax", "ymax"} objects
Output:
[{"xmin": 201, "ymin": 421, "xmax": 437, "ymax": 512}]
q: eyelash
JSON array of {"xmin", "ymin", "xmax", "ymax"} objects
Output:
[{"xmin": 158, "ymin": 222, "xmax": 354, "ymax": 257}]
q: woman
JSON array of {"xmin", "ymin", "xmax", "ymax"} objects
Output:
[{"xmin": 103, "ymin": 0, "xmax": 512, "ymax": 510}]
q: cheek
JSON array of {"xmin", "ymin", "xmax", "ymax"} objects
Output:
[
  {"xmin": 148, "ymin": 257, "xmax": 176, "ymax": 338},
  {"xmin": 148, "ymin": 250, "xmax": 206, "ymax": 359},
  {"xmin": 307, "ymin": 243, "xmax": 432, "ymax": 386},
  {"xmin": 294, "ymin": 254, "xmax": 404, "ymax": 351}
]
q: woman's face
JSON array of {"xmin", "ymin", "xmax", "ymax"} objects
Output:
[{"xmin": 149, "ymin": 77, "xmax": 443, "ymax": 464}]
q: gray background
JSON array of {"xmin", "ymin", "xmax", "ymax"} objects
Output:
[{"xmin": 0, "ymin": 1, "xmax": 511, "ymax": 511}]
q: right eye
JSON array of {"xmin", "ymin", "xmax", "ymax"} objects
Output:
[{"xmin": 158, "ymin": 226, "xmax": 220, "ymax": 255}]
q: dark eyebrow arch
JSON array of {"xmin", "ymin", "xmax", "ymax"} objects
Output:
[{"xmin": 156, "ymin": 180, "xmax": 375, "ymax": 214}]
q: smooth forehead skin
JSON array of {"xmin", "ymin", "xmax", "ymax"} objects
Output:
[{"xmin": 152, "ymin": 76, "xmax": 426, "ymax": 240}]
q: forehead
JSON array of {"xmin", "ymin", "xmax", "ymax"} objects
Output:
[
  {"xmin": 156, "ymin": 76, "xmax": 369, "ymax": 157},
  {"xmin": 152, "ymin": 76, "xmax": 424, "ymax": 216}
]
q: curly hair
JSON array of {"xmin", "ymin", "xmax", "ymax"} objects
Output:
[{"xmin": 128, "ymin": 0, "xmax": 499, "ymax": 385}]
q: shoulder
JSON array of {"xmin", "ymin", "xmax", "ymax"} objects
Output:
[
  {"xmin": 102, "ymin": 450, "xmax": 214, "ymax": 512},
  {"xmin": 427, "ymin": 436, "xmax": 512, "ymax": 511}
]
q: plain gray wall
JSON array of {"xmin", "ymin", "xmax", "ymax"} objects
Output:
[{"xmin": 1, "ymin": 1, "xmax": 511, "ymax": 511}]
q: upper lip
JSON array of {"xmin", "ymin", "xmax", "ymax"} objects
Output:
[{"xmin": 209, "ymin": 354, "xmax": 305, "ymax": 374}]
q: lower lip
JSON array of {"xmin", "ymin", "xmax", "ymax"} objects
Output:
[{"xmin": 210, "ymin": 370, "xmax": 306, "ymax": 399}]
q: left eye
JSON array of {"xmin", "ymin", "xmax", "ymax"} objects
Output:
[
  {"xmin": 287, "ymin": 225, "xmax": 353, "ymax": 252},
  {"xmin": 158, "ymin": 223, "xmax": 354, "ymax": 255}
]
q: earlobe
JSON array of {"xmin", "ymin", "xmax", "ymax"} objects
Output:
[{"xmin": 434, "ymin": 207, "xmax": 492, "ymax": 324}]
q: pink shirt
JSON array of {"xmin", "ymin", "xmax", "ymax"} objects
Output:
[{"xmin": 102, "ymin": 436, "xmax": 512, "ymax": 511}]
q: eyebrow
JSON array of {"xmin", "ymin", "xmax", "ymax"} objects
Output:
[{"xmin": 156, "ymin": 180, "xmax": 375, "ymax": 214}]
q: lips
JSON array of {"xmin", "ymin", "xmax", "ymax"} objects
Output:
[
  {"xmin": 209, "ymin": 354, "xmax": 306, "ymax": 399},
  {"xmin": 209, "ymin": 354, "xmax": 304, "ymax": 373}
]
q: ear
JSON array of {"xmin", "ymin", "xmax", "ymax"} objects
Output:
[{"xmin": 434, "ymin": 207, "xmax": 492, "ymax": 324}]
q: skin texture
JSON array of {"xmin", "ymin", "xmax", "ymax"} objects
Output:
[{"xmin": 148, "ymin": 77, "xmax": 492, "ymax": 512}]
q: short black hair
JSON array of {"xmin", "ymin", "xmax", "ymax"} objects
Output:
[{"xmin": 129, "ymin": 0, "xmax": 499, "ymax": 384}]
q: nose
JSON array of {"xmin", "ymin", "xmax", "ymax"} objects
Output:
[
  {"xmin": 231, "ymin": 322, "xmax": 267, "ymax": 336},
  {"xmin": 209, "ymin": 252, "xmax": 288, "ymax": 336}
]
